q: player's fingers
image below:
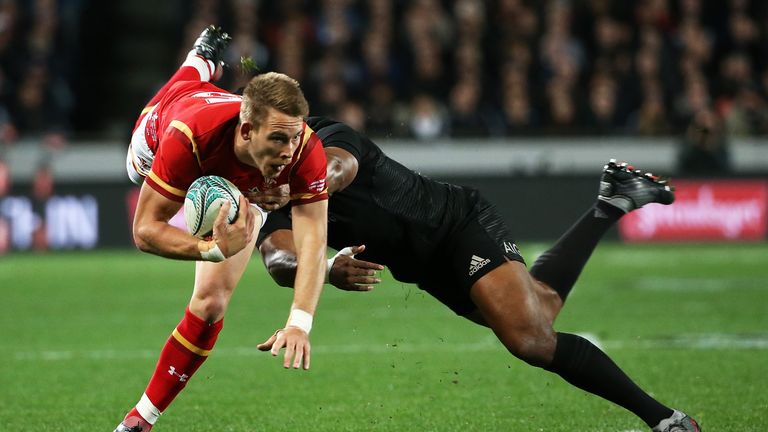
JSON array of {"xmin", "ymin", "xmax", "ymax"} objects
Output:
[
  {"xmin": 256, "ymin": 340, "xmax": 273, "ymax": 351},
  {"xmin": 350, "ymin": 244, "xmax": 365, "ymax": 255},
  {"xmin": 237, "ymin": 195, "xmax": 250, "ymax": 225},
  {"xmin": 270, "ymin": 332, "xmax": 286, "ymax": 356},
  {"xmin": 303, "ymin": 344, "xmax": 311, "ymax": 370},
  {"xmin": 283, "ymin": 342, "xmax": 296, "ymax": 369},
  {"xmin": 350, "ymin": 267, "xmax": 379, "ymax": 277},
  {"xmin": 257, "ymin": 185, "xmax": 290, "ymax": 210},
  {"xmin": 292, "ymin": 345, "xmax": 304, "ymax": 369},
  {"xmin": 257, "ymin": 331, "xmax": 280, "ymax": 351},
  {"xmin": 349, "ymin": 276, "xmax": 381, "ymax": 285},
  {"xmin": 337, "ymin": 279, "xmax": 374, "ymax": 291},
  {"xmin": 245, "ymin": 192, "xmax": 267, "ymax": 206},
  {"xmin": 349, "ymin": 283, "xmax": 374, "ymax": 292},
  {"xmin": 260, "ymin": 201, "xmax": 279, "ymax": 211},
  {"xmin": 215, "ymin": 200, "xmax": 231, "ymax": 226},
  {"xmin": 352, "ymin": 259, "xmax": 385, "ymax": 270}
]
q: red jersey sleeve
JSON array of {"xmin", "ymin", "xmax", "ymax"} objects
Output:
[
  {"xmin": 145, "ymin": 124, "xmax": 203, "ymax": 202},
  {"xmin": 289, "ymin": 126, "xmax": 329, "ymax": 205}
]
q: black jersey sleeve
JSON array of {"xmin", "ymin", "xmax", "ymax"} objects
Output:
[
  {"xmin": 306, "ymin": 117, "xmax": 365, "ymax": 163},
  {"xmin": 256, "ymin": 206, "xmax": 293, "ymax": 247}
]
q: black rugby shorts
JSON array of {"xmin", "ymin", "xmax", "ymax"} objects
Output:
[{"xmin": 418, "ymin": 195, "xmax": 525, "ymax": 315}]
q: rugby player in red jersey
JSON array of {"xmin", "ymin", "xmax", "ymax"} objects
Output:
[{"xmin": 115, "ymin": 26, "xmax": 328, "ymax": 432}]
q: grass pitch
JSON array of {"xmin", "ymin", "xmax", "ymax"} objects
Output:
[{"xmin": 1, "ymin": 243, "xmax": 767, "ymax": 431}]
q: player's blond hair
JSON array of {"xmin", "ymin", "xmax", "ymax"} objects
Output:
[{"xmin": 240, "ymin": 72, "xmax": 309, "ymax": 128}]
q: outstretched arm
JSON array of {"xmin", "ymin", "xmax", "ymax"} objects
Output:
[
  {"xmin": 289, "ymin": 199, "xmax": 328, "ymax": 316},
  {"xmin": 257, "ymin": 228, "xmax": 383, "ymax": 356},
  {"xmin": 260, "ymin": 230, "xmax": 384, "ymax": 291},
  {"xmin": 262, "ymin": 199, "xmax": 327, "ymax": 370}
]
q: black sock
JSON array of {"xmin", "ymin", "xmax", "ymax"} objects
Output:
[
  {"xmin": 529, "ymin": 201, "xmax": 623, "ymax": 301},
  {"xmin": 545, "ymin": 333, "xmax": 673, "ymax": 427}
]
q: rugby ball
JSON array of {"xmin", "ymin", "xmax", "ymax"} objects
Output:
[{"xmin": 184, "ymin": 175, "xmax": 242, "ymax": 238}]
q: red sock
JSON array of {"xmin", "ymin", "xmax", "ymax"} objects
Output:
[{"xmin": 129, "ymin": 307, "xmax": 223, "ymax": 424}]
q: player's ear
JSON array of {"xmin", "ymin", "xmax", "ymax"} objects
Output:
[{"xmin": 239, "ymin": 122, "xmax": 254, "ymax": 141}]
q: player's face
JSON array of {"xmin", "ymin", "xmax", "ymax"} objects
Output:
[{"xmin": 239, "ymin": 108, "xmax": 304, "ymax": 179}]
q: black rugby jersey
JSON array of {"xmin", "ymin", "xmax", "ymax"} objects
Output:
[{"xmin": 259, "ymin": 117, "xmax": 480, "ymax": 283}]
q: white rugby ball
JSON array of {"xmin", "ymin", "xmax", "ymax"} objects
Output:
[{"xmin": 184, "ymin": 175, "xmax": 242, "ymax": 238}]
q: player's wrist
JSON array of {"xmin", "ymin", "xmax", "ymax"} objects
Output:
[
  {"xmin": 286, "ymin": 308, "xmax": 313, "ymax": 334},
  {"xmin": 325, "ymin": 247, "xmax": 355, "ymax": 283},
  {"xmin": 325, "ymin": 257, "xmax": 335, "ymax": 283},
  {"xmin": 198, "ymin": 239, "xmax": 225, "ymax": 262}
]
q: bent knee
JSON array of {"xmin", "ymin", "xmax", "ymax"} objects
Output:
[
  {"xmin": 189, "ymin": 292, "xmax": 231, "ymax": 323},
  {"xmin": 501, "ymin": 325, "xmax": 557, "ymax": 367}
]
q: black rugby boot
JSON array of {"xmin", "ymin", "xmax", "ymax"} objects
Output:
[
  {"xmin": 193, "ymin": 25, "xmax": 232, "ymax": 66},
  {"xmin": 598, "ymin": 159, "xmax": 675, "ymax": 213}
]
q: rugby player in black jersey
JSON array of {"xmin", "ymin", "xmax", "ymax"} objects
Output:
[{"xmin": 253, "ymin": 117, "xmax": 701, "ymax": 432}]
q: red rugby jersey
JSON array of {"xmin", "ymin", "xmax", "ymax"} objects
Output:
[{"xmin": 142, "ymin": 81, "xmax": 328, "ymax": 205}]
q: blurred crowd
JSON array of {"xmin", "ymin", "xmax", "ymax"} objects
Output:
[
  {"xmin": 184, "ymin": 0, "xmax": 768, "ymax": 142},
  {"xmin": 0, "ymin": 0, "xmax": 83, "ymax": 148},
  {"xmin": 1, "ymin": 0, "xmax": 768, "ymax": 149}
]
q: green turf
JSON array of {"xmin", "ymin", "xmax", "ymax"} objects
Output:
[{"xmin": 1, "ymin": 243, "xmax": 767, "ymax": 431}]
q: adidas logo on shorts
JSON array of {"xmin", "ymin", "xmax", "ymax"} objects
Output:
[{"xmin": 469, "ymin": 255, "xmax": 491, "ymax": 276}]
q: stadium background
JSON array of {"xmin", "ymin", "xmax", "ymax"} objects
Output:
[
  {"xmin": 1, "ymin": 1, "xmax": 767, "ymax": 431},
  {"xmin": 0, "ymin": 0, "xmax": 767, "ymax": 250}
]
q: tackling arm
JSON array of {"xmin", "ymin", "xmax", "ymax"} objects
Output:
[
  {"xmin": 259, "ymin": 229, "xmax": 299, "ymax": 287},
  {"xmin": 259, "ymin": 220, "xmax": 385, "ymax": 292},
  {"xmin": 257, "ymin": 145, "xmax": 382, "ymax": 290},
  {"xmin": 325, "ymin": 147, "xmax": 358, "ymax": 194}
]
